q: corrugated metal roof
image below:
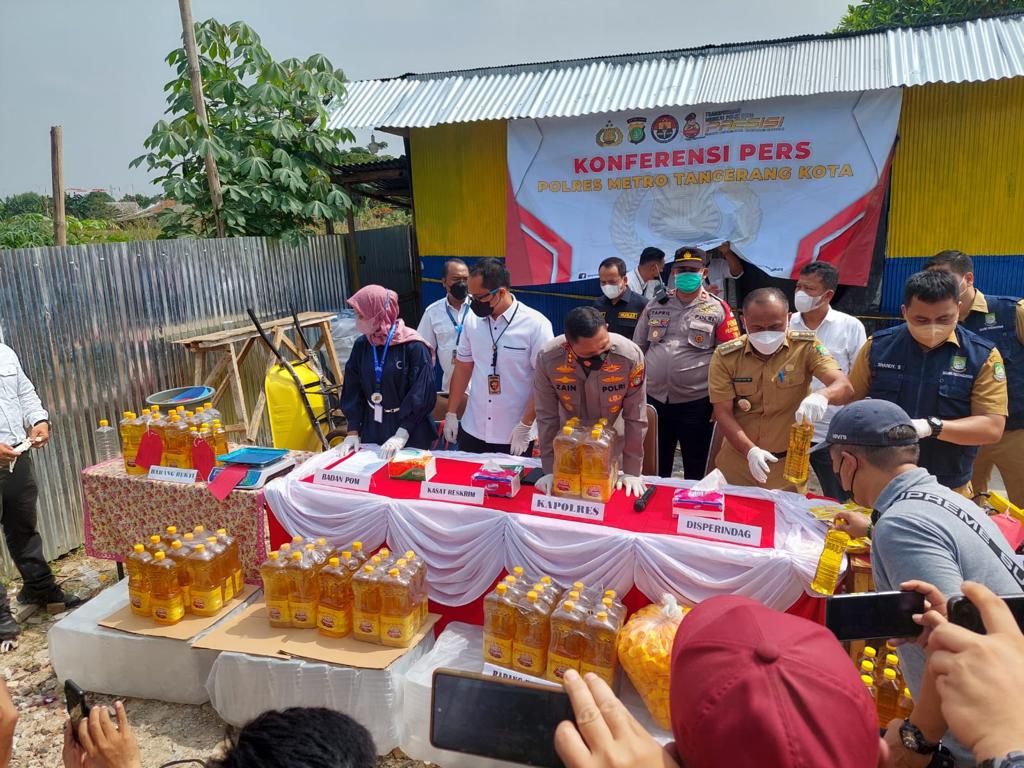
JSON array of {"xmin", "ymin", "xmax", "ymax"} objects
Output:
[{"xmin": 329, "ymin": 13, "xmax": 1024, "ymax": 129}]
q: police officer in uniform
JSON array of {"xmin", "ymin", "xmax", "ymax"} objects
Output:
[
  {"xmin": 925, "ymin": 250, "xmax": 1024, "ymax": 505},
  {"xmin": 593, "ymin": 256, "xmax": 648, "ymax": 340},
  {"xmin": 848, "ymin": 270, "xmax": 1007, "ymax": 496},
  {"xmin": 709, "ymin": 287, "xmax": 853, "ymax": 491},
  {"xmin": 533, "ymin": 307, "xmax": 648, "ymax": 496},
  {"xmin": 634, "ymin": 247, "xmax": 740, "ymax": 478}
]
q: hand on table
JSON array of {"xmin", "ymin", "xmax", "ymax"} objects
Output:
[
  {"xmin": 616, "ymin": 475, "xmax": 646, "ymax": 497},
  {"xmin": 443, "ymin": 413, "xmax": 460, "ymax": 444},
  {"xmin": 509, "ymin": 421, "xmax": 533, "ymax": 456},
  {"xmin": 29, "ymin": 422, "xmax": 49, "ymax": 448},
  {"xmin": 746, "ymin": 446, "xmax": 777, "ymax": 484},
  {"xmin": 337, "ymin": 433, "xmax": 360, "ymax": 458},
  {"xmin": 795, "ymin": 393, "xmax": 828, "ymax": 425},
  {"xmin": 378, "ymin": 428, "xmax": 409, "ymax": 460},
  {"xmin": 534, "ymin": 474, "xmax": 554, "ymax": 494}
]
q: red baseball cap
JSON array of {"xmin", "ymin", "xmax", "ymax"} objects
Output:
[{"xmin": 670, "ymin": 595, "xmax": 879, "ymax": 768}]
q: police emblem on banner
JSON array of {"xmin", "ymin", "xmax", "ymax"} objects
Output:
[
  {"xmin": 626, "ymin": 116, "xmax": 647, "ymax": 144},
  {"xmin": 596, "ymin": 121, "xmax": 623, "ymax": 147},
  {"xmin": 682, "ymin": 112, "xmax": 701, "ymax": 139},
  {"xmin": 951, "ymin": 355, "xmax": 967, "ymax": 373},
  {"xmin": 651, "ymin": 114, "xmax": 678, "ymax": 143}
]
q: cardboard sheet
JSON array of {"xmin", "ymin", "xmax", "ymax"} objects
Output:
[
  {"xmin": 98, "ymin": 585, "xmax": 258, "ymax": 641},
  {"xmin": 192, "ymin": 603, "xmax": 440, "ymax": 669}
]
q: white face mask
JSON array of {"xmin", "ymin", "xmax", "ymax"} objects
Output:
[
  {"xmin": 601, "ymin": 283, "xmax": 624, "ymax": 300},
  {"xmin": 794, "ymin": 290, "xmax": 824, "ymax": 314},
  {"xmin": 748, "ymin": 330, "xmax": 786, "ymax": 355}
]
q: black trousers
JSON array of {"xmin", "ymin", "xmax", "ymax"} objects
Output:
[
  {"xmin": 649, "ymin": 396, "xmax": 713, "ymax": 480},
  {"xmin": 458, "ymin": 426, "xmax": 534, "ymax": 458},
  {"xmin": 810, "ymin": 446, "xmax": 851, "ymax": 502},
  {"xmin": 0, "ymin": 454, "xmax": 56, "ymax": 603}
]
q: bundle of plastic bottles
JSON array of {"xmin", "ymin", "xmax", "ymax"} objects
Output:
[
  {"xmin": 482, "ymin": 567, "xmax": 626, "ymax": 686},
  {"xmin": 117, "ymin": 403, "xmax": 227, "ymax": 474},
  {"xmin": 856, "ymin": 643, "xmax": 914, "ymax": 727},
  {"xmin": 125, "ymin": 524, "xmax": 244, "ymax": 626},
  {"xmin": 552, "ymin": 418, "xmax": 621, "ymax": 503},
  {"xmin": 260, "ymin": 539, "xmax": 429, "ymax": 649}
]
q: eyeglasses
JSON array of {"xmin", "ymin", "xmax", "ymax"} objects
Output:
[{"xmin": 469, "ymin": 287, "xmax": 499, "ymax": 302}]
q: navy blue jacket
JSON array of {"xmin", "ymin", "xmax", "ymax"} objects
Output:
[{"xmin": 963, "ymin": 293, "xmax": 1023, "ymax": 431}]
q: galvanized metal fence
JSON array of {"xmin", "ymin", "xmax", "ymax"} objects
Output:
[{"xmin": 0, "ymin": 235, "xmax": 355, "ymax": 577}]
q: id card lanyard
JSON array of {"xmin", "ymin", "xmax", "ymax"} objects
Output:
[
  {"xmin": 445, "ymin": 302, "xmax": 469, "ymax": 364},
  {"xmin": 487, "ymin": 304, "xmax": 519, "ymax": 395},
  {"xmin": 370, "ymin": 322, "xmax": 398, "ymax": 422}
]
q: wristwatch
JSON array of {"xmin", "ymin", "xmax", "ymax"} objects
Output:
[
  {"xmin": 927, "ymin": 416, "xmax": 943, "ymax": 439},
  {"xmin": 980, "ymin": 753, "xmax": 1024, "ymax": 768},
  {"xmin": 899, "ymin": 719, "xmax": 940, "ymax": 755}
]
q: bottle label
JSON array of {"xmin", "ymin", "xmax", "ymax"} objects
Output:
[
  {"xmin": 546, "ymin": 651, "xmax": 580, "ymax": 681},
  {"xmin": 580, "ymin": 661, "xmax": 616, "ymax": 687},
  {"xmin": 233, "ymin": 570, "xmax": 244, "ymax": 595},
  {"xmin": 483, "ymin": 635, "xmax": 513, "ymax": 665},
  {"xmin": 129, "ymin": 588, "xmax": 151, "ymax": 614},
  {"xmin": 152, "ymin": 596, "xmax": 184, "ymax": 623},
  {"xmin": 267, "ymin": 600, "xmax": 291, "ymax": 623},
  {"xmin": 354, "ymin": 612, "xmax": 380, "ymax": 639},
  {"xmin": 380, "ymin": 614, "xmax": 415, "ymax": 645},
  {"xmin": 191, "ymin": 587, "xmax": 224, "ymax": 614},
  {"xmin": 317, "ymin": 605, "xmax": 352, "ymax": 636},
  {"xmin": 223, "ymin": 578, "xmax": 235, "ymax": 603},
  {"xmin": 553, "ymin": 474, "xmax": 581, "ymax": 496},
  {"xmin": 291, "ymin": 600, "xmax": 317, "ymax": 627},
  {"xmin": 512, "ymin": 645, "xmax": 545, "ymax": 673}
]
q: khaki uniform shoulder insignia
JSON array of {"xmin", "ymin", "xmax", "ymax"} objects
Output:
[
  {"xmin": 788, "ymin": 330, "xmax": 816, "ymax": 342},
  {"xmin": 718, "ymin": 338, "xmax": 745, "ymax": 355}
]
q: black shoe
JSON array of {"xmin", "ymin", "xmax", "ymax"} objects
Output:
[
  {"xmin": 16, "ymin": 586, "xmax": 85, "ymax": 610},
  {"xmin": 0, "ymin": 606, "xmax": 20, "ymax": 640}
]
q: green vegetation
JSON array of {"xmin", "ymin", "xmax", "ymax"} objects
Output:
[{"xmin": 837, "ymin": 0, "xmax": 1024, "ymax": 31}]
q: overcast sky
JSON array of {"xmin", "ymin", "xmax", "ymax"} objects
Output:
[{"xmin": 0, "ymin": 0, "xmax": 851, "ymax": 197}]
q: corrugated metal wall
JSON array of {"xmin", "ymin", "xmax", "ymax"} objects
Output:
[
  {"xmin": 0, "ymin": 236, "xmax": 350, "ymax": 577},
  {"xmin": 410, "ymin": 121, "xmax": 507, "ymax": 258}
]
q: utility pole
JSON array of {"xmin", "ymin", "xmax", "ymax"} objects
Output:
[
  {"xmin": 50, "ymin": 126, "xmax": 67, "ymax": 246},
  {"xmin": 177, "ymin": 0, "xmax": 225, "ymax": 238}
]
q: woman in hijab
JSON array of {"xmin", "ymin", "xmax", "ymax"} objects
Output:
[{"xmin": 339, "ymin": 285, "xmax": 437, "ymax": 459}]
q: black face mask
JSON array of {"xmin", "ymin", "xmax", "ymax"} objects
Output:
[
  {"xmin": 470, "ymin": 298, "xmax": 494, "ymax": 318},
  {"xmin": 576, "ymin": 350, "xmax": 610, "ymax": 370},
  {"xmin": 449, "ymin": 281, "xmax": 468, "ymax": 301}
]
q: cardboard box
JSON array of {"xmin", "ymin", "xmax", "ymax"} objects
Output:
[
  {"xmin": 387, "ymin": 449, "xmax": 436, "ymax": 482},
  {"xmin": 470, "ymin": 464, "xmax": 523, "ymax": 498},
  {"xmin": 98, "ymin": 584, "xmax": 258, "ymax": 641},
  {"xmin": 671, "ymin": 488, "xmax": 725, "ymax": 520}
]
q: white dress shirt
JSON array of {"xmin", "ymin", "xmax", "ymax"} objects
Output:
[
  {"xmin": 627, "ymin": 267, "xmax": 664, "ymax": 300},
  {"xmin": 707, "ymin": 256, "xmax": 744, "ymax": 296},
  {"xmin": 790, "ymin": 306, "xmax": 867, "ymax": 443},
  {"xmin": 417, "ymin": 296, "xmax": 471, "ymax": 392},
  {"xmin": 0, "ymin": 344, "xmax": 49, "ymax": 446},
  {"xmin": 456, "ymin": 296, "xmax": 554, "ymax": 444}
]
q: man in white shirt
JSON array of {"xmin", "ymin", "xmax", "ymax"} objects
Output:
[
  {"xmin": 444, "ymin": 258, "xmax": 554, "ymax": 455},
  {"xmin": 706, "ymin": 241, "xmax": 745, "ymax": 308},
  {"xmin": 789, "ymin": 262, "xmax": 867, "ymax": 501},
  {"xmin": 417, "ymin": 258, "xmax": 470, "ymax": 419},
  {"xmin": 626, "ymin": 247, "xmax": 666, "ymax": 301}
]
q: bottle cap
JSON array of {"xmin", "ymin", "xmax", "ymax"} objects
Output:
[
  {"xmin": 167, "ymin": 526, "xmax": 178, "ymax": 534},
  {"xmin": 292, "ymin": 536, "xmax": 304, "ymax": 544},
  {"xmin": 573, "ymin": 581, "xmax": 585, "ymax": 591},
  {"xmin": 317, "ymin": 538, "xmax": 327, "ymax": 546},
  {"xmin": 563, "ymin": 601, "xmax": 575, "ymax": 611},
  {"xmin": 305, "ymin": 543, "xmax": 315, "ymax": 551},
  {"xmin": 496, "ymin": 583, "xmax": 507, "ymax": 595},
  {"xmin": 860, "ymin": 660, "xmax": 874, "ymax": 673},
  {"xmin": 886, "ymin": 641, "xmax": 897, "ymax": 651},
  {"xmin": 280, "ymin": 543, "xmax": 291, "ymax": 551},
  {"xmin": 150, "ymin": 535, "xmax": 161, "ymax": 544},
  {"xmin": 863, "ymin": 647, "xmax": 877, "ymax": 658},
  {"xmin": 568, "ymin": 590, "xmax": 581, "ymax": 600},
  {"xmin": 176, "ymin": 405, "xmax": 185, "ymax": 412},
  {"xmin": 133, "ymin": 543, "xmax": 144, "ymax": 553},
  {"xmin": 513, "ymin": 566, "xmax": 524, "ymax": 576},
  {"xmin": 170, "ymin": 415, "xmax": 181, "ymax": 422},
  {"xmin": 353, "ymin": 541, "xmax": 363, "ymax": 551},
  {"xmin": 860, "ymin": 674, "xmax": 874, "ymax": 686},
  {"xmin": 405, "ymin": 550, "xmax": 415, "ymax": 559},
  {"xmin": 604, "ymin": 589, "xmax": 617, "ymax": 599},
  {"xmin": 884, "ymin": 669, "xmax": 897, "ymax": 680},
  {"xmin": 527, "ymin": 591, "xmax": 538, "ymax": 602},
  {"xmin": 596, "ymin": 611, "xmax": 608, "ymax": 620},
  {"xmin": 190, "ymin": 427, "xmax": 198, "ymax": 433},
  {"xmin": 328, "ymin": 557, "xmax": 339, "ymax": 567},
  {"xmin": 217, "ymin": 529, "xmax": 227, "ymax": 536},
  {"xmin": 363, "ymin": 565, "xmax": 374, "ymax": 573},
  {"xmin": 268, "ymin": 552, "xmax": 279, "ymax": 560},
  {"xmin": 171, "ymin": 541, "xmax": 183, "ymax": 550},
  {"xmin": 505, "ymin": 576, "xmax": 517, "ymax": 585},
  {"xmin": 185, "ymin": 412, "xmax": 193, "ymax": 418},
  {"xmin": 195, "ymin": 544, "xmax": 206, "ymax": 552},
  {"xmin": 389, "ymin": 568, "xmax": 400, "ymax": 577},
  {"xmin": 562, "ymin": 425, "xmax": 572, "ymax": 435},
  {"xmin": 602, "ymin": 597, "xmax": 613, "ymax": 608},
  {"xmin": 397, "ymin": 558, "xmax": 407, "ymax": 567},
  {"xmin": 886, "ymin": 654, "xmax": 899, "ymax": 665},
  {"xmin": 123, "ymin": 411, "xmax": 133, "ymax": 419},
  {"xmin": 903, "ymin": 688, "xmax": 911, "ymax": 698},
  {"xmin": 380, "ymin": 548, "xmax": 391, "ymax": 557},
  {"xmin": 155, "ymin": 551, "xmax": 166, "ymax": 560},
  {"xmin": 540, "ymin": 576, "xmax": 552, "ymax": 585},
  {"xmin": 341, "ymin": 551, "xmax": 351, "ymax": 559},
  {"xmin": 194, "ymin": 525, "xmax": 205, "ymax": 533},
  {"xmin": 205, "ymin": 402, "xmax": 213, "ymax": 408},
  {"xmin": 183, "ymin": 533, "xmax": 194, "ymax": 541},
  {"xmin": 99, "ymin": 419, "xmax": 109, "ymax": 427},
  {"xmin": 207, "ymin": 536, "xmax": 218, "ymax": 544},
  {"xmin": 291, "ymin": 551, "xmax": 302, "ymax": 560}
]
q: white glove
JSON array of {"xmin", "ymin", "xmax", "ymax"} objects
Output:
[
  {"xmin": 378, "ymin": 427, "xmax": 409, "ymax": 460},
  {"xmin": 509, "ymin": 421, "xmax": 534, "ymax": 456},
  {"xmin": 535, "ymin": 474, "xmax": 554, "ymax": 494},
  {"xmin": 337, "ymin": 434, "xmax": 360, "ymax": 458},
  {"xmin": 911, "ymin": 418, "xmax": 933, "ymax": 439},
  {"xmin": 443, "ymin": 413, "xmax": 460, "ymax": 444},
  {"xmin": 746, "ymin": 446, "xmax": 779, "ymax": 484},
  {"xmin": 616, "ymin": 474, "xmax": 647, "ymax": 497},
  {"xmin": 794, "ymin": 392, "xmax": 828, "ymax": 425}
]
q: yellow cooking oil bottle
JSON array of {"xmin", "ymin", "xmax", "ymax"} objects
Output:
[
  {"xmin": 146, "ymin": 534, "xmax": 168, "ymax": 557},
  {"xmin": 876, "ymin": 668, "xmax": 902, "ymax": 728},
  {"xmin": 147, "ymin": 551, "xmax": 185, "ymax": 625},
  {"xmin": 580, "ymin": 425, "xmax": 616, "ymax": 503},
  {"xmin": 352, "ymin": 564, "xmax": 382, "ymax": 642},
  {"xmin": 205, "ymin": 536, "xmax": 233, "ymax": 602},
  {"xmin": 783, "ymin": 421, "xmax": 814, "ymax": 485},
  {"xmin": 483, "ymin": 582, "xmax": 516, "ymax": 667},
  {"xmin": 513, "ymin": 590, "xmax": 550, "ymax": 676},
  {"xmin": 163, "ymin": 415, "xmax": 192, "ymax": 469},
  {"xmin": 380, "ymin": 566, "xmax": 416, "ymax": 647},
  {"xmin": 600, "ymin": 590, "xmax": 627, "ymax": 625},
  {"xmin": 186, "ymin": 543, "xmax": 224, "ymax": 617},
  {"xmin": 546, "ymin": 600, "xmax": 584, "ymax": 682},
  {"xmin": 287, "ymin": 550, "xmax": 318, "ymax": 628},
  {"xmin": 260, "ymin": 551, "xmax": 292, "ymax": 627},
  {"xmin": 216, "ymin": 529, "xmax": 244, "ymax": 596},
  {"xmin": 166, "ymin": 540, "xmax": 193, "ymax": 609},
  {"xmin": 581, "ymin": 609, "xmax": 620, "ymax": 686},
  {"xmin": 811, "ymin": 529, "xmax": 850, "ymax": 595},
  {"xmin": 401, "ymin": 551, "xmax": 428, "ymax": 624},
  {"xmin": 351, "ymin": 540, "xmax": 366, "ymax": 565},
  {"xmin": 211, "ymin": 420, "xmax": 229, "ymax": 461},
  {"xmin": 552, "ymin": 425, "xmax": 582, "ymax": 497},
  {"xmin": 126, "ymin": 544, "xmax": 152, "ymax": 617},
  {"xmin": 317, "ymin": 557, "xmax": 353, "ymax": 638},
  {"xmin": 162, "ymin": 525, "xmax": 182, "ymax": 548},
  {"xmin": 120, "ymin": 412, "xmax": 146, "ymax": 474}
]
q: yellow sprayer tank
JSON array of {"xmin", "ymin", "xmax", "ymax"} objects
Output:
[{"xmin": 265, "ymin": 362, "xmax": 326, "ymax": 451}]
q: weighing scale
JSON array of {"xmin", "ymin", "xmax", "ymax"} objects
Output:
[{"xmin": 208, "ymin": 456, "xmax": 295, "ymax": 490}]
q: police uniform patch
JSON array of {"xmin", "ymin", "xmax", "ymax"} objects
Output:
[
  {"xmin": 608, "ymin": 393, "xmax": 624, "ymax": 403},
  {"xmin": 994, "ymin": 362, "xmax": 1006, "ymax": 382},
  {"xmin": 610, "ymin": 405, "xmax": 621, "ymax": 414},
  {"xmin": 693, "ymin": 334, "xmax": 705, "ymax": 345},
  {"xmin": 554, "ymin": 375, "xmax": 576, "ymax": 384},
  {"xmin": 555, "ymin": 364, "xmax": 575, "ymax": 374},
  {"xmin": 985, "ymin": 313, "xmax": 997, "ymax": 325},
  {"xmin": 601, "ymin": 363, "xmax": 622, "ymax": 373},
  {"xmin": 602, "ymin": 375, "xmax": 624, "ymax": 384},
  {"xmin": 951, "ymin": 355, "xmax": 967, "ymax": 373},
  {"xmin": 790, "ymin": 330, "xmax": 816, "ymax": 341},
  {"xmin": 814, "ymin": 343, "xmax": 830, "ymax": 357},
  {"xmin": 618, "ymin": 311, "xmax": 639, "ymax": 320},
  {"xmin": 719, "ymin": 338, "xmax": 744, "ymax": 355},
  {"xmin": 629, "ymin": 364, "xmax": 645, "ymax": 388}
]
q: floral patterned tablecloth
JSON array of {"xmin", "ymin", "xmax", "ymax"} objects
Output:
[{"xmin": 82, "ymin": 452, "xmax": 312, "ymax": 582}]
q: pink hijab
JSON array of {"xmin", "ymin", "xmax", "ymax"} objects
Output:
[{"xmin": 347, "ymin": 285, "xmax": 430, "ymax": 349}]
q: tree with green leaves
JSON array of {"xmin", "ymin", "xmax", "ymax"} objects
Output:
[
  {"xmin": 837, "ymin": 0, "xmax": 1024, "ymax": 31},
  {"xmin": 132, "ymin": 19, "xmax": 355, "ymax": 243},
  {"xmin": 64, "ymin": 191, "xmax": 115, "ymax": 220},
  {"xmin": 0, "ymin": 192, "xmax": 47, "ymax": 218}
]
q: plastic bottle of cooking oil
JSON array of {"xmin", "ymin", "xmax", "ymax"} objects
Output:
[
  {"xmin": 897, "ymin": 687, "xmax": 914, "ymax": 720},
  {"xmin": 317, "ymin": 557, "xmax": 353, "ymax": 638},
  {"xmin": 513, "ymin": 591, "xmax": 550, "ymax": 676},
  {"xmin": 857, "ymin": 645, "xmax": 878, "ymax": 670},
  {"xmin": 164, "ymin": 416, "xmax": 193, "ymax": 469},
  {"xmin": 552, "ymin": 425, "xmax": 582, "ymax": 497},
  {"xmin": 260, "ymin": 551, "xmax": 291, "ymax": 627},
  {"xmin": 147, "ymin": 551, "xmax": 185, "ymax": 625},
  {"xmin": 126, "ymin": 544, "xmax": 152, "ymax": 617},
  {"xmin": 580, "ymin": 426, "xmax": 615, "ymax": 502},
  {"xmin": 861, "ymin": 674, "xmax": 877, "ymax": 701},
  {"xmin": 211, "ymin": 420, "xmax": 229, "ymax": 462},
  {"xmin": 216, "ymin": 529, "xmax": 244, "ymax": 596},
  {"xmin": 600, "ymin": 590, "xmax": 626, "ymax": 625},
  {"xmin": 166, "ymin": 540, "xmax": 192, "ymax": 609},
  {"xmin": 860, "ymin": 660, "xmax": 876, "ymax": 680},
  {"xmin": 783, "ymin": 421, "xmax": 814, "ymax": 485},
  {"xmin": 380, "ymin": 566, "xmax": 416, "ymax": 647},
  {"xmin": 203, "ymin": 402, "xmax": 222, "ymax": 423},
  {"xmin": 546, "ymin": 600, "xmax": 584, "ymax": 681},
  {"xmin": 286, "ymin": 550, "xmax": 318, "ymax": 628},
  {"xmin": 352, "ymin": 565, "xmax": 382, "ymax": 642},
  {"xmin": 186, "ymin": 543, "xmax": 223, "ymax": 617},
  {"xmin": 876, "ymin": 668, "xmax": 902, "ymax": 728},
  {"xmin": 120, "ymin": 412, "xmax": 145, "ymax": 474},
  {"xmin": 581, "ymin": 609, "xmax": 620, "ymax": 686},
  {"xmin": 351, "ymin": 540, "xmax": 366, "ymax": 565},
  {"xmin": 163, "ymin": 526, "xmax": 182, "ymax": 548},
  {"xmin": 205, "ymin": 536, "xmax": 233, "ymax": 602},
  {"xmin": 483, "ymin": 582, "xmax": 516, "ymax": 667},
  {"xmin": 883, "ymin": 653, "xmax": 903, "ymax": 688},
  {"xmin": 146, "ymin": 534, "xmax": 168, "ymax": 557},
  {"xmin": 811, "ymin": 529, "xmax": 850, "ymax": 595}
]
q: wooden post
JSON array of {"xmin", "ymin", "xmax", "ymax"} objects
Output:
[
  {"xmin": 177, "ymin": 0, "xmax": 225, "ymax": 238},
  {"xmin": 50, "ymin": 126, "xmax": 66, "ymax": 246},
  {"xmin": 344, "ymin": 186, "xmax": 361, "ymax": 291}
]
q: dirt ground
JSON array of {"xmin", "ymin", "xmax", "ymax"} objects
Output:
[{"xmin": 4, "ymin": 552, "xmax": 430, "ymax": 768}]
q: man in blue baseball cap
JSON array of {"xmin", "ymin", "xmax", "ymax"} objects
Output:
[{"xmin": 821, "ymin": 400, "xmax": 1023, "ymax": 767}]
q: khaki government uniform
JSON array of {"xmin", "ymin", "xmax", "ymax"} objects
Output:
[
  {"xmin": 708, "ymin": 330, "xmax": 840, "ymax": 491},
  {"xmin": 533, "ymin": 333, "xmax": 648, "ymax": 476}
]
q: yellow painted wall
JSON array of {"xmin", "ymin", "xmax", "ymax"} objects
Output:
[
  {"xmin": 410, "ymin": 121, "xmax": 507, "ymax": 257},
  {"xmin": 888, "ymin": 78, "xmax": 1024, "ymax": 257}
]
